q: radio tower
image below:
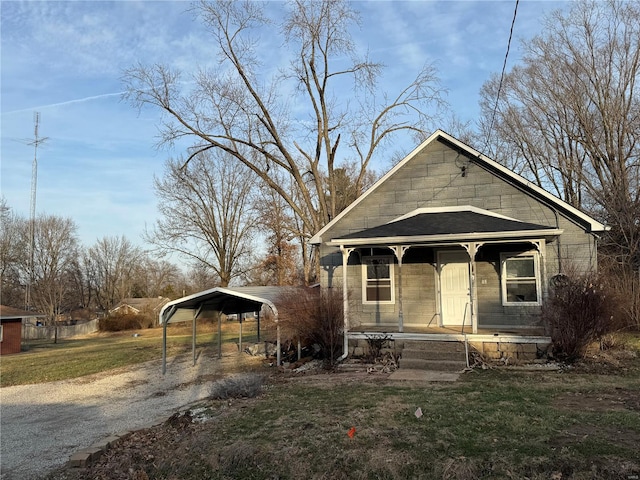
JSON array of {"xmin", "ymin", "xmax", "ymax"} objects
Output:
[{"xmin": 25, "ymin": 112, "xmax": 48, "ymax": 310}]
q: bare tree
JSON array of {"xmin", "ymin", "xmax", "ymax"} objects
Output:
[
  {"xmin": 0, "ymin": 198, "xmax": 27, "ymax": 308},
  {"xmin": 479, "ymin": 0, "xmax": 640, "ymax": 270},
  {"xmin": 123, "ymin": 0, "xmax": 446, "ymax": 281},
  {"xmin": 84, "ymin": 236, "xmax": 143, "ymax": 312},
  {"xmin": 183, "ymin": 263, "xmax": 220, "ymax": 294},
  {"xmin": 27, "ymin": 215, "xmax": 80, "ymax": 323},
  {"xmin": 130, "ymin": 257, "xmax": 182, "ymax": 299},
  {"xmin": 251, "ymin": 177, "xmax": 302, "ymax": 286},
  {"xmin": 146, "ymin": 151, "xmax": 257, "ymax": 287}
]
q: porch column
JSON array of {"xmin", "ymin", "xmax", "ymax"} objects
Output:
[
  {"xmin": 390, "ymin": 245, "xmax": 410, "ymax": 333},
  {"xmin": 462, "ymin": 242, "xmax": 481, "ymax": 334},
  {"xmin": 531, "ymin": 239, "xmax": 547, "ymax": 301},
  {"xmin": 340, "ymin": 246, "xmax": 355, "ymax": 356}
]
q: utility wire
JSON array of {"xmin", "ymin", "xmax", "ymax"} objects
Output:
[{"xmin": 484, "ymin": 0, "xmax": 519, "ymax": 156}]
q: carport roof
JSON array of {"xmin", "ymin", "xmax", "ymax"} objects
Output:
[{"xmin": 159, "ymin": 286, "xmax": 287, "ymax": 324}]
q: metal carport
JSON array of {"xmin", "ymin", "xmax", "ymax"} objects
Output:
[{"xmin": 158, "ymin": 286, "xmax": 284, "ymax": 374}]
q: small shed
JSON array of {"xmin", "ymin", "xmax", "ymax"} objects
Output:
[
  {"xmin": 158, "ymin": 286, "xmax": 286, "ymax": 374},
  {"xmin": 0, "ymin": 305, "xmax": 45, "ymax": 355}
]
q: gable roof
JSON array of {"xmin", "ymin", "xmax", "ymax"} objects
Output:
[
  {"xmin": 111, "ymin": 297, "xmax": 170, "ymax": 312},
  {"xmin": 328, "ymin": 206, "xmax": 562, "ymax": 246},
  {"xmin": 310, "ymin": 129, "xmax": 607, "ymax": 244}
]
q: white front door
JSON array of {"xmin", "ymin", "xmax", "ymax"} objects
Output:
[{"xmin": 438, "ymin": 251, "xmax": 471, "ymax": 327}]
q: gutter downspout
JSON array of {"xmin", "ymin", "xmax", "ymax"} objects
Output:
[{"xmin": 337, "ymin": 246, "xmax": 354, "ymax": 362}]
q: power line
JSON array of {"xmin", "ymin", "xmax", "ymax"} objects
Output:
[{"xmin": 484, "ymin": 0, "xmax": 519, "ymax": 156}]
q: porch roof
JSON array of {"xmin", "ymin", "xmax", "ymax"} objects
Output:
[{"xmin": 328, "ymin": 206, "xmax": 562, "ymax": 246}]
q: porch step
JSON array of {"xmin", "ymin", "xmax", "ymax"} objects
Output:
[
  {"xmin": 401, "ymin": 348, "xmax": 467, "ymax": 362},
  {"xmin": 400, "ymin": 340, "xmax": 468, "ymax": 372},
  {"xmin": 400, "ymin": 358, "xmax": 467, "ymax": 372},
  {"xmin": 402, "ymin": 340, "xmax": 466, "ymax": 352}
]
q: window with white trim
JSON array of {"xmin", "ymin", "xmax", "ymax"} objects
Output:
[
  {"xmin": 501, "ymin": 252, "xmax": 541, "ymax": 305},
  {"xmin": 362, "ymin": 256, "xmax": 394, "ymax": 304}
]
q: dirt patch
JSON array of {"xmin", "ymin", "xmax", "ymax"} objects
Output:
[
  {"xmin": 553, "ymin": 389, "xmax": 640, "ymax": 412},
  {"xmin": 568, "ymin": 347, "xmax": 639, "ymax": 375},
  {"xmin": 175, "ymin": 373, "xmax": 224, "ymax": 390},
  {"xmin": 548, "ymin": 423, "xmax": 640, "ymax": 451}
]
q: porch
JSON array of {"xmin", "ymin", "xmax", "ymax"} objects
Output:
[{"xmin": 347, "ymin": 325, "xmax": 552, "ymax": 365}]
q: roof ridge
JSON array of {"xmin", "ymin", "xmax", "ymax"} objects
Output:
[{"xmin": 390, "ymin": 206, "xmax": 520, "ymax": 223}]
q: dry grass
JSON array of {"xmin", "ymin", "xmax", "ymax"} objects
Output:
[
  {"xmin": 45, "ymin": 337, "xmax": 640, "ymax": 480},
  {"xmin": 0, "ymin": 319, "xmax": 261, "ymax": 387}
]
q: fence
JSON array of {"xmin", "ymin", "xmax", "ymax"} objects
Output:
[{"xmin": 22, "ymin": 319, "xmax": 99, "ymax": 341}]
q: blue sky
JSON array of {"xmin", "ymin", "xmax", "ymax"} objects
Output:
[{"xmin": 1, "ymin": 0, "xmax": 565, "ymax": 249}]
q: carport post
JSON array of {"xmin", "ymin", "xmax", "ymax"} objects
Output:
[
  {"xmin": 238, "ymin": 313, "xmax": 243, "ymax": 353},
  {"xmin": 277, "ymin": 318, "xmax": 281, "ymax": 366},
  {"xmin": 193, "ymin": 304, "xmax": 203, "ymax": 367},
  {"xmin": 193, "ymin": 316, "xmax": 196, "ymax": 365},
  {"xmin": 217, "ymin": 311, "xmax": 222, "ymax": 359},
  {"xmin": 256, "ymin": 310, "xmax": 260, "ymax": 342},
  {"xmin": 161, "ymin": 305, "xmax": 176, "ymax": 375},
  {"xmin": 162, "ymin": 320, "xmax": 167, "ymax": 375}
]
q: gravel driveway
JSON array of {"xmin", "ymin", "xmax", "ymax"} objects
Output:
[{"xmin": 0, "ymin": 348, "xmax": 262, "ymax": 480}]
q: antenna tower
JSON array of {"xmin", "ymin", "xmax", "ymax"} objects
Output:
[{"xmin": 25, "ymin": 112, "xmax": 48, "ymax": 310}]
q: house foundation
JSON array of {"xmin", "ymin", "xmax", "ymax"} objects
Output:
[{"xmin": 347, "ymin": 331, "xmax": 551, "ymax": 365}]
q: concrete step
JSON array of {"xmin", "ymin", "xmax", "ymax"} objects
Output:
[
  {"xmin": 401, "ymin": 340, "xmax": 466, "ymax": 353},
  {"xmin": 402, "ymin": 348, "xmax": 467, "ymax": 362},
  {"xmin": 400, "ymin": 358, "xmax": 466, "ymax": 372}
]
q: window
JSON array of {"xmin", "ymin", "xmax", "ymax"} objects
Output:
[
  {"xmin": 501, "ymin": 252, "xmax": 541, "ymax": 305},
  {"xmin": 362, "ymin": 256, "xmax": 394, "ymax": 304}
]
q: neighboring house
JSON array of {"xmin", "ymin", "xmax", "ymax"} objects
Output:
[
  {"xmin": 110, "ymin": 297, "xmax": 170, "ymax": 322},
  {"xmin": 310, "ymin": 130, "xmax": 607, "ymax": 361},
  {"xmin": 0, "ymin": 305, "xmax": 45, "ymax": 355}
]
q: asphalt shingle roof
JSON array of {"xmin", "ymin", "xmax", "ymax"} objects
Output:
[{"xmin": 336, "ymin": 210, "xmax": 555, "ymax": 240}]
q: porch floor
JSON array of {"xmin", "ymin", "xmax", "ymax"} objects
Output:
[
  {"xmin": 348, "ymin": 325, "xmax": 550, "ymax": 344},
  {"xmin": 349, "ymin": 325, "xmax": 546, "ymax": 336}
]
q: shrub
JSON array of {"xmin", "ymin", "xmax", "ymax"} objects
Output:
[
  {"xmin": 276, "ymin": 287, "xmax": 344, "ymax": 367},
  {"xmin": 99, "ymin": 313, "xmax": 154, "ymax": 332},
  {"xmin": 364, "ymin": 333, "xmax": 392, "ymax": 363},
  {"xmin": 543, "ymin": 270, "xmax": 620, "ymax": 362},
  {"xmin": 209, "ymin": 373, "xmax": 266, "ymax": 400},
  {"xmin": 599, "ymin": 259, "xmax": 640, "ymax": 331}
]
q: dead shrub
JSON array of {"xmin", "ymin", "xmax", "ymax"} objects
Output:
[
  {"xmin": 364, "ymin": 333, "xmax": 392, "ymax": 363},
  {"xmin": 543, "ymin": 269, "xmax": 621, "ymax": 362},
  {"xmin": 209, "ymin": 373, "xmax": 266, "ymax": 400},
  {"xmin": 276, "ymin": 287, "xmax": 344, "ymax": 367},
  {"xmin": 600, "ymin": 259, "xmax": 640, "ymax": 330},
  {"xmin": 99, "ymin": 313, "xmax": 154, "ymax": 331}
]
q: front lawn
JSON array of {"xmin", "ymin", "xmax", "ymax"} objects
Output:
[
  {"xmin": 0, "ymin": 319, "xmax": 261, "ymax": 387},
  {"xmin": 45, "ymin": 334, "xmax": 640, "ymax": 480}
]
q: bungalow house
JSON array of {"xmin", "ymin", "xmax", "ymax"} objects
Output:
[
  {"xmin": 0, "ymin": 305, "xmax": 45, "ymax": 355},
  {"xmin": 310, "ymin": 130, "xmax": 607, "ymax": 363},
  {"xmin": 110, "ymin": 297, "xmax": 170, "ymax": 325}
]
